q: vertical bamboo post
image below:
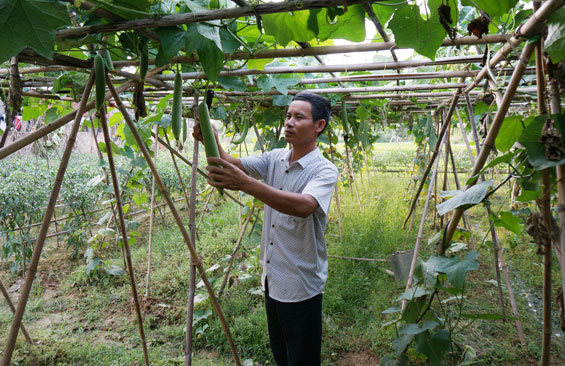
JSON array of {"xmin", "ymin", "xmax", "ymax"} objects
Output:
[
  {"xmin": 548, "ymin": 76, "xmax": 565, "ymax": 320},
  {"xmin": 455, "ymin": 108, "xmax": 475, "ymax": 166},
  {"xmin": 1, "ymin": 72, "xmax": 95, "ymax": 366},
  {"xmin": 145, "ymin": 124, "xmax": 159, "ymax": 298},
  {"xmin": 106, "ymin": 75, "xmax": 241, "ymax": 366},
  {"xmin": 99, "ymin": 107, "xmax": 150, "ymax": 366},
  {"xmin": 403, "ymin": 134, "xmax": 446, "ymax": 306},
  {"xmin": 0, "ymin": 279, "xmax": 33, "ymax": 344},
  {"xmin": 186, "ymin": 95, "xmax": 200, "ymax": 366},
  {"xmin": 533, "ymin": 14, "xmax": 552, "ymax": 361}
]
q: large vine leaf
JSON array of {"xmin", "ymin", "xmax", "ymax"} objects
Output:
[
  {"xmin": 317, "ymin": 4, "xmax": 366, "ymax": 43},
  {"xmin": 262, "ymin": 10, "xmax": 317, "ymax": 46},
  {"xmin": 461, "ymin": 0, "xmax": 518, "ymax": 17},
  {"xmin": 0, "ymin": 0, "xmax": 71, "ymax": 63},
  {"xmin": 256, "ymin": 75, "xmax": 300, "ymax": 95},
  {"xmin": 388, "ymin": 4, "xmax": 446, "ymax": 60},
  {"xmin": 436, "ymin": 180, "xmax": 493, "ymax": 216},
  {"xmin": 495, "ymin": 115, "xmax": 523, "ymax": 152},
  {"xmin": 415, "ymin": 329, "xmax": 450, "ymax": 366},
  {"xmin": 435, "ymin": 251, "xmax": 480, "ymax": 290},
  {"xmin": 155, "ymin": 24, "xmax": 225, "ymax": 82},
  {"xmin": 372, "ymin": 1, "xmax": 398, "ymax": 28},
  {"xmin": 545, "ymin": 6, "xmax": 565, "ymax": 63},
  {"xmin": 518, "ymin": 113, "xmax": 565, "ymax": 170},
  {"xmin": 89, "ymin": 0, "xmax": 153, "ymax": 20}
]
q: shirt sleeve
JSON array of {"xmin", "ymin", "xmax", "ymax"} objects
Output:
[
  {"xmin": 241, "ymin": 150, "xmax": 273, "ymax": 181},
  {"xmin": 302, "ymin": 164, "xmax": 338, "ymax": 216}
]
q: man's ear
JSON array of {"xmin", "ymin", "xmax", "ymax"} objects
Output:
[{"xmin": 316, "ymin": 119, "xmax": 326, "ymax": 134}]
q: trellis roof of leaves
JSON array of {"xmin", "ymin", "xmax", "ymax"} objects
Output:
[{"xmin": 0, "ymin": 0, "xmax": 563, "ymax": 118}]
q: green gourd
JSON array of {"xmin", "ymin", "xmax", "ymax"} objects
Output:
[
  {"xmin": 171, "ymin": 72, "xmax": 183, "ymax": 141},
  {"xmin": 232, "ymin": 119, "xmax": 249, "ymax": 145},
  {"xmin": 94, "ymin": 53, "xmax": 105, "ymax": 111},
  {"xmin": 198, "ymin": 101, "xmax": 223, "ymax": 195},
  {"xmin": 341, "ymin": 100, "xmax": 349, "ymax": 134}
]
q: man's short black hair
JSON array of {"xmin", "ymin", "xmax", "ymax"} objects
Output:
[{"xmin": 292, "ymin": 91, "xmax": 331, "ymax": 136}]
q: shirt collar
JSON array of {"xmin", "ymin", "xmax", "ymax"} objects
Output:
[{"xmin": 287, "ymin": 147, "xmax": 320, "ymax": 169}]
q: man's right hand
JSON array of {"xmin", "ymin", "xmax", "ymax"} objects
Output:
[{"xmin": 192, "ymin": 119, "xmax": 219, "ymax": 144}]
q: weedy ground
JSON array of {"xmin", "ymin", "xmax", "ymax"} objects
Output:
[{"xmin": 0, "ymin": 144, "xmax": 563, "ymax": 365}]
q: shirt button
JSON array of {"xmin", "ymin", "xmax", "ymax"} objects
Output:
[
  {"xmin": 267, "ymin": 260, "xmax": 270, "ymax": 263},
  {"xmin": 270, "ymin": 242, "xmax": 273, "ymax": 245},
  {"xmin": 272, "ymin": 224, "xmax": 275, "ymax": 228},
  {"xmin": 285, "ymin": 170, "xmax": 289, "ymax": 173},
  {"xmin": 279, "ymin": 188, "xmax": 282, "ymax": 190}
]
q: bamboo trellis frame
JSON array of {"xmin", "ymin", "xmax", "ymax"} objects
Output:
[{"xmin": 0, "ymin": 0, "xmax": 564, "ymax": 365}]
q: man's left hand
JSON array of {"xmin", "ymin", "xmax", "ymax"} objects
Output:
[{"xmin": 206, "ymin": 157, "xmax": 250, "ymax": 191}]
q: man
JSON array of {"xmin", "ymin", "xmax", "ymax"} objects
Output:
[{"xmin": 194, "ymin": 91, "xmax": 338, "ymax": 365}]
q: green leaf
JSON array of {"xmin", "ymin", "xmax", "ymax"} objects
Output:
[
  {"xmin": 317, "ymin": 5, "xmax": 366, "ymax": 42},
  {"xmin": 519, "ymin": 114, "xmax": 565, "ymax": 170},
  {"xmin": 493, "ymin": 211, "xmax": 522, "ymax": 235},
  {"xmin": 474, "ymin": 101, "xmax": 489, "ymax": 116},
  {"xmin": 495, "ymin": 116, "xmax": 523, "ymax": 152},
  {"xmin": 217, "ymin": 77, "xmax": 247, "ymax": 92},
  {"xmin": 155, "ymin": 27, "xmax": 186, "ymax": 67},
  {"xmin": 388, "ymin": 5, "xmax": 446, "ymax": 60},
  {"xmin": 132, "ymin": 192, "xmax": 147, "ymax": 207},
  {"xmin": 372, "ymin": 2, "xmax": 398, "ymax": 28},
  {"xmin": 392, "ymin": 334, "xmax": 414, "ymax": 356},
  {"xmin": 256, "ymin": 75, "xmax": 300, "ymax": 95},
  {"xmin": 415, "ymin": 329, "xmax": 450, "ymax": 366},
  {"xmin": 185, "ymin": 24, "xmax": 224, "ymax": 82},
  {"xmin": 436, "ymin": 180, "xmax": 493, "ymax": 216},
  {"xmin": 466, "ymin": 150, "xmax": 519, "ymax": 185},
  {"xmin": 396, "ymin": 286, "xmax": 432, "ymax": 301},
  {"xmin": 545, "ymin": 7, "xmax": 565, "ymax": 63},
  {"xmin": 262, "ymin": 10, "xmax": 317, "ymax": 46},
  {"xmin": 435, "ymin": 251, "xmax": 480, "ymax": 289},
  {"xmin": 462, "ymin": 0, "xmax": 519, "ymax": 17},
  {"xmin": 247, "ymin": 58, "xmax": 272, "ymax": 71},
  {"xmin": 22, "ymin": 103, "xmax": 48, "ymax": 121},
  {"xmin": 399, "ymin": 321, "xmax": 440, "ymax": 336},
  {"xmin": 0, "ymin": 0, "xmax": 71, "ymax": 63}
]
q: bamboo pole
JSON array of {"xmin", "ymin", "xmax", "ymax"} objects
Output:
[
  {"xmin": 145, "ymin": 125, "xmax": 159, "ymax": 298},
  {"xmin": 548, "ymin": 75, "xmax": 565, "ymax": 322},
  {"xmin": 186, "ymin": 96, "xmax": 200, "ymax": 366},
  {"xmin": 464, "ymin": 0, "xmax": 564, "ymax": 93},
  {"xmin": 455, "ymin": 108, "xmax": 475, "ymax": 166},
  {"xmin": 463, "ymin": 89, "xmax": 526, "ymax": 343},
  {"xmin": 442, "ymin": 42, "xmax": 536, "ymax": 249},
  {"xmin": 218, "ymin": 206, "xmax": 256, "ymax": 296},
  {"xmin": 0, "ymin": 71, "xmax": 94, "ymax": 366},
  {"xmin": 99, "ymin": 106, "xmax": 150, "ymax": 366},
  {"xmin": 402, "ymin": 88, "xmax": 462, "ymax": 228},
  {"xmin": 0, "ymin": 279, "xmax": 33, "ymax": 344},
  {"xmin": 155, "ymin": 58, "xmax": 482, "ymax": 80},
  {"xmin": 105, "ymin": 75, "xmax": 241, "ymax": 366},
  {"xmin": 404, "ymin": 134, "xmax": 445, "ymax": 303},
  {"xmin": 102, "ymin": 35, "xmax": 510, "ymax": 69},
  {"xmin": 533, "ymin": 16, "xmax": 552, "ymax": 362}
]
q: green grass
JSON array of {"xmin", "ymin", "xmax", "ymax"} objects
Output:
[{"xmin": 0, "ymin": 158, "xmax": 564, "ymax": 365}]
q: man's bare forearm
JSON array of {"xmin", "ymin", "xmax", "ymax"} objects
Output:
[{"xmin": 241, "ymin": 177, "xmax": 318, "ymax": 218}]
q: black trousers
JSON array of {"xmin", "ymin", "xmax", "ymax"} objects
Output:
[{"xmin": 265, "ymin": 279, "xmax": 323, "ymax": 366}]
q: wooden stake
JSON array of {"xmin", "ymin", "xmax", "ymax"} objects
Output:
[
  {"xmin": 106, "ymin": 76, "xmax": 241, "ymax": 366},
  {"xmin": 1, "ymin": 72, "xmax": 94, "ymax": 366},
  {"xmin": 145, "ymin": 125, "xmax": 159, "ymax": 298},
  {"xmin": 99, "ymin": 106, "xmax": 150, "ymax": 365},
  {"xmin": 186, "ymin": 96, "xmax": 199, "ymax": 366},
  {"xmin": 328, "ymin": 129, "xmax": 343, "ymax": 238},
  {"xmin": 0, "ymin": 279, "xmax": 33, "ymax": 344}
]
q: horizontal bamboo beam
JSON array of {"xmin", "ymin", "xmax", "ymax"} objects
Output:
[
  {"xmin": 109, "ymin": 34, "xmax": 512, "ymax": 68},
  {"xmin": 56, "ymin": 0, "xmax": 388, "ymax": 39},
  {"xmin": 154, "ymin": 55, "xmax": 484, "ymax": 80}
]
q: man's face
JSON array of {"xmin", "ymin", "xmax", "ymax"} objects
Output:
[{"xmin": 284, "ymin": 100, "xmax": 325, "ymax": 146}]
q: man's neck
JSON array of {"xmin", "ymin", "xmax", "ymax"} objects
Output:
[{"xmin": 289, "ymin": 142, "xmax": 317, "ymax": 164}]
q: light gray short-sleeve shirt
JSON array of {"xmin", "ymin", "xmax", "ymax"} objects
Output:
[{"xmin": 241, "ymin": 148, "xmax": 338, "ymax": 302}]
